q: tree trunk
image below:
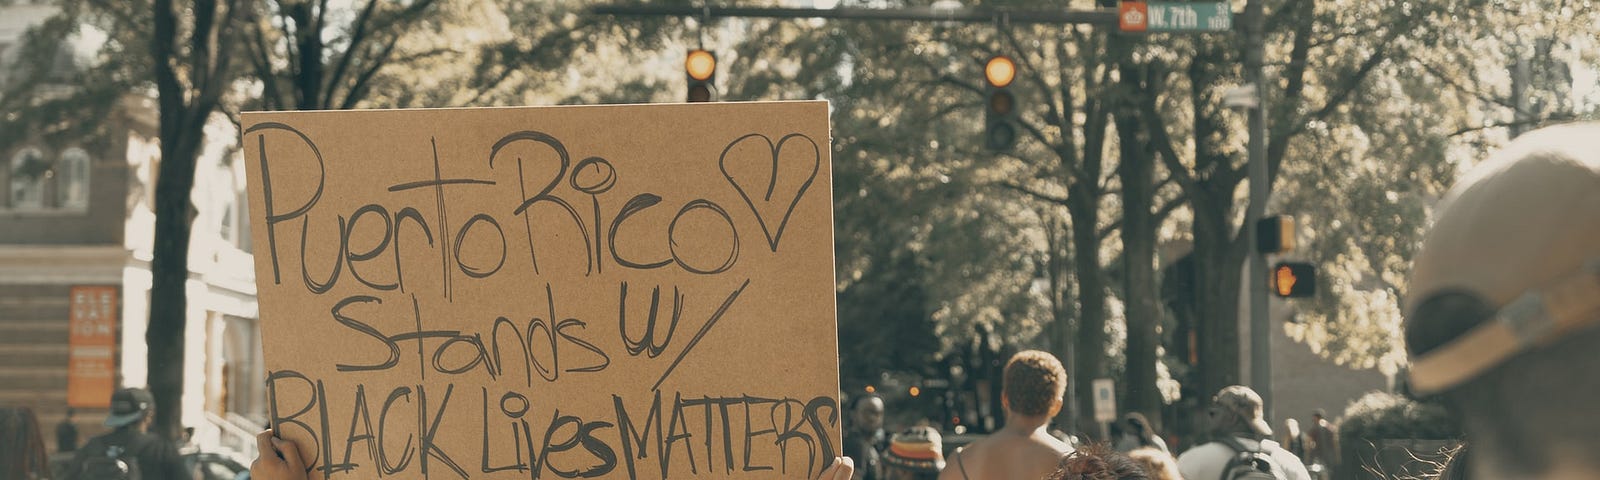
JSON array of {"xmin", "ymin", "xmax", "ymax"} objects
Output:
[
  {"xmin": 1191, "ymin": 194, "xmax": 1246, "ymax": 402},
  {"xmin": 1066, "ymin": 184, "xmax": 1106, "ymax": 437},
  {"xmin": 1116, "ymin": 63, "xmax": 1162, "ymax": 428},
  {"xmin": 148, "ymin": 132, "xmax": 202, "ymax": 440}
]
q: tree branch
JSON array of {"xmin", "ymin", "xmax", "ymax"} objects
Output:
[
  {"xmin": 322, "ymin": 0, "xmax": 380, "ymax": 108},
  {"xmin": 999, "ymin": 181, "xmax": 1070, "ymax": 206}
]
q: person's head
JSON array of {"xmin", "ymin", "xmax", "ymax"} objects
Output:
[
  {"xmin": 1283, "ymin": 418, "xmax": 1300, "ymax": 437},
  {"xmin": 850, "ymin": 394, "xmax": 885, "ymax": 434},
  {"xmin": 65, "ymin": 406, "xmax": 76, "ymax": 419},
  {"xmin": 1312, "ymin": 409, "xmax": 1326, "ymax": 423},
  {"xmin": 1046, "ymin": 443, "xmax": 1150, "ymax": 480},
  {"xmin": 1206, "ymin": 386, "xmax": 1272, "ymax": 439},
  {"xmin": 1002, "ymin": 350, "xmax": 1067, "ymax": 419},
  {"xmin": 1401, "ymin": 123, "xmax": 1600, "ymax": 478},
  {"xmin": 1126, "ymin": 447, "xmax": 1180, "ymax": 480},
  {"xmin": 0, "ymin": 407, "xmax": 50, "ymax": 479},
  {"xmin": 1123, "ymin": 412, "xmax": 1157, "ymax": 441},
  {"xmin": 106, "ymin": 387, "xmax": 156, "ymax": 432},
  {"xmin": 882, "ymin": 426, "xmax": 944, "ymax": 480}
]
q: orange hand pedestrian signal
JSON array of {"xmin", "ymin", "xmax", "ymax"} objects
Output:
[
  {"xmin": 1275, "ymin": 265, "xmax": 1296, "ymax": 296},
  {"xmin": 1272, "ymin": 262, "xmax": 1316, "ymax": 298}
]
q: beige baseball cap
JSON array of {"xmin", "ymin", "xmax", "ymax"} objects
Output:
[{"xmin": 1405, "ymin": 123, "xmax": 1600, "ymax": 395}]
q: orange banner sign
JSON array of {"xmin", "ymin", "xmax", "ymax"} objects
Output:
[{"xmin": 68, "ymin": 285, "xmax": 118, "ymax": 408}]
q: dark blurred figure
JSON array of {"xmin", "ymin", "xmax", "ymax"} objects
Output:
[
  {"xmin": 1402, "ymin": 123, "xmax": 1600, "ymax": 479},
  {"xmin": 844, "ymin": 394, "xmax": 887, "ymax": 480},
  {"xmin": 1113, "ymin": 412, "xmax": 1169, "ymax": 454},
  {"xmin": 0, "ymin": 406, "xmax": 52, "ymax": 480},
  {"xmin": 55, "ymin": 407, "xmax": 78, "ymax": 454},
  {"xmin": 882, "ymin": 426, "xmax": 945, "ymax": 480},
  {"xmin": 1304, "ymin": 409, "xmax": 1338, "ymax": 471},
  {"xmin": 64, "ymin": 388, "xmax": 191, "ymax": 480},
  {"xmin": 1176, "ymin": 386, "xmax": 1309, "ymax": 480},
  {"xmin": 941, "ymin": 350, "xmax": 1074, "ymax": 480},
  {"xmin": 1046, "ymin": 443, "xmax": 1150, "ymax": 480}
]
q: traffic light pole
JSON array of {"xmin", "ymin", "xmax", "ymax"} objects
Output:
[
  {"xmin": 591, "ymin": 4, "xmax": 1118, "ymax": 26},
  {"xmin": 1242, "ymin": 0, "xmax": 1273, "ymax": 420}
]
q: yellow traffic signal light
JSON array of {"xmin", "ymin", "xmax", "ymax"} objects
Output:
[
  {"xmin": 909, "ymin": 386, "xmax": 921, "ymax": 397},
  {"xmin": 1272, "ymin": 262, "xmax": 1316, "ymax": 298},
  {"xmin": 686, "ymin": 49, "xmax": 716, "ymax": 102},
  {"xmin": 985, "ymin": 55, "xmax": 1016, "ymax": 88},
  {"xmin": 984, "ymin": 55, "xmax": 1019, "ymax": 152}
]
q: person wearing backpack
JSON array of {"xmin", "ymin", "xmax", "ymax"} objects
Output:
[
  {"xmin": 65, "ymin": 387, "xmax": 191, "ymax": 480},
  {"xmin": 1176, "ymin": 386, "xmax": 1310, "ymax": 480}
]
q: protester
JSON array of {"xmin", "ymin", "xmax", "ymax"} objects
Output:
[
  {"xmin": 882, "ymin": 425, "xmax": 945, "ymax": 480},
  {"xmin": 1279, "ymin": 418, "xmax": 1307, "ymax": 460},
  {"xmin": 1304, "ymin": 409, "xmax": 1338, "ymax": 471},
  {"xmin": 1175, "ymin": 385, "xmax": 1310, "ymax": 480},
  {"xmin": 1401, "ymin": 123, "xmax": 1600, "ymax": 479},
  {"xmin": 845, "ymin": 393, "xmax": 888, "ymax": 480},
  {"xmin": 251, "ymin": 428, "xmax": 860, "ymax": 480},
  {"xmin": 940, "ymin": 350, "xmax": 1075, "ymax": 480},
  {"xmin": 0, "ymin": 406, "xmax": 52, "ymax": 480},
  {"xmin": 1127, "ymin": 447, "xmax": 1181, "ymax": 480},
  {"xmin": 55, "ymin": 407, "xmax": 78, "ymax": 453},
  {"xmin": 1113, "ymin": 412, "xmax": 1169, "ymax": 454},
  {"xmin": 1045, "ymin": 443, "xmax": 1150, "ymax": 480},
  {"xmin": 64, "ymin": 388, "xmax": 190, "ymax": 480}
]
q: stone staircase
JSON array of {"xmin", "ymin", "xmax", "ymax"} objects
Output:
[{"xmin": 0, "ymin": 284, "xmax": 110, "ymax": 452}]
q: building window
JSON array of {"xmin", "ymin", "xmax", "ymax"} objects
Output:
[
  {"xmin": 9, "ymin": 148, "xmax": 48, "ymax": 209},
  {"xmin": 59, "ymin": 147, "xmax": 90, "ymax": 210}
]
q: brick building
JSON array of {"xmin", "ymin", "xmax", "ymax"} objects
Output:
[{"xmin": 1, "ymin": 2, "xmax": 265, "ymax": 457}]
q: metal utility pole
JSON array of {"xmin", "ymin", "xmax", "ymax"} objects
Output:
[
  {"xmin": 1242, "ymin": 0, "xmax": 1272, "ymax": 420},
  {"xmin": 591, "ymin": 4, "xmax": 1118, "ymax": 26}
]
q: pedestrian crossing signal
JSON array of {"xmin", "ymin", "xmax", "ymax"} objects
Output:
[{"xmin": 1272, "ymin": 262, "xmax": 1316, "ymax": 298}]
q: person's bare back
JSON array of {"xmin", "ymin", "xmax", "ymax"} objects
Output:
[{"xmin": 940, "ymin": 429, "xmax": 1073, "ymax": 480}]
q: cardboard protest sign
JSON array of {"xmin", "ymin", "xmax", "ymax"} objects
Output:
[{"xmin": 242, "ymin": 101, "xmax": 839, "ymax": 479}]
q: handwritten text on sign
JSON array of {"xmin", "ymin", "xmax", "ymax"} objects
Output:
[{"xmin": 242, "ymin": 102, "xmax": 839, "ymax": 480}]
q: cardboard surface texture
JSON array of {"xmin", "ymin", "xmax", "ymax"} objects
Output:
[{"xmin": 241, "ymin": 101, "xmax": 839, "ymax": 479}]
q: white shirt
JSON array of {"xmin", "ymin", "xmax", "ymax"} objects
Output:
[{"xmin": 1176, "ymin": 437, "xmax": 1311, "ymax": 480}]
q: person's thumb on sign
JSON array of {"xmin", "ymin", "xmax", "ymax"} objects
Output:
[
  {"xmin": 820, "ymin": 456, "xmax": 856, "ymax": 480},
  {"xmin": 251, "ymin": 430, "xmax": 309, "ymax": 480}
]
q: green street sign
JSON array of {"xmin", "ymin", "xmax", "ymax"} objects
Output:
[{"xmin": 1119, "ymin": 1, "xmax": 1234, "ymax": 33}]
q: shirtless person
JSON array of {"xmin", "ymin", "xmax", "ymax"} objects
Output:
[{"xmin": 941, "ymin": 350, "xmax": 1075, "ymax": 480}]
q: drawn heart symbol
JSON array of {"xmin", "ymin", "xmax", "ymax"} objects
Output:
[{"xmin": 718, "ymin": 133, "xmax": 821, "ymax": 252}]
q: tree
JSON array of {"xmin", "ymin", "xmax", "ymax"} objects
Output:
[{"xmin": 147, "ymin": 0, "xmax": 246, "ymax": 438}]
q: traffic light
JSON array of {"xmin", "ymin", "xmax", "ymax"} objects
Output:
[
  {"xmin": 686, "ymin": 49, "xmax": 716, "ymax": 102},
  {"xmin": 984, "ymin": 55, "xmax": 1019, "ymax": 152},
  {"xmin": 1257, "ymin": 215, "xmax": 1296, "ymax": 253},
  {"xmin": 1272, "ymin": 261, "xmax": 1316, "ymax": 298}
]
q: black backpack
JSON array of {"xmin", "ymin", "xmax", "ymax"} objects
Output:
[
  {"xmin": 1218, "ymin": 436, "xmax": 1287, "ymax": 480},
  {"xmin": 71, "ymin": 436, "xmax": 143, "ymax": 480}
]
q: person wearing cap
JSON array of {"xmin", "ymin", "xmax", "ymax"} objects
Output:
[
  {"xmin": 1402, "ymin": 123, "xmax": 1600, "ymax": 479},
  {"xmin": 882, "ymin": 425, "xmax": 945, "ymax": 480},
  {"xmin": 65, "ymin": 387, "xmax": 192, "ymax": 480},
  {"xmin": 941, "ymin": 350, "xmax": 1075, "ymax": 480},
  {"xmin": 1175, "ymin": 385, "xmax": 1311, "ymax": 480}
]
